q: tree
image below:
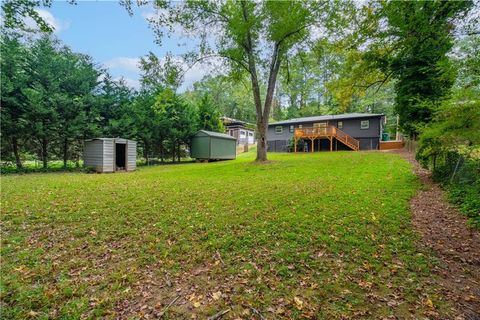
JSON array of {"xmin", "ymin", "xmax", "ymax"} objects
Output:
[
  {"xmin": 188, "ymin": 75, "xmax": 257, "ymax": 123},
  {"xmin": 23, "ymin": 37, "xmax": 63, "ymax": 168},
  {"xmin": 154, "ymin": 89, "xmax": 199, "ymax": 162},
  {"xmin": 17, "ymin": 36, "xmax": 102, "ymax": 169},
  {"xmin": 96, "ymin": 75, "xmax": 135, "ymax": 137},
  {"xmin": 0, "ymin": 35, "xmax": 31, "ymax": 168},
  {"xmin": 418, "ymin": 33, "xmax": 480, "ymax": 165},
  {"xmin": 197, "ymin": 95, "xmax": 224, "ymax": 132},
  {"xmin": 55, "ymin": 51, "xmax": 100, "ymax": 168},
  {"xmin": 128, "ymin": 0, "xmax": 335, "ymax": 161},
  {"xmin": 359, "ymin": 1, "xmax": 473, "ymax": 138},
  {"xmin": 129, "ymin": 91, "xmax": 159, "ymax": 162},
  {"xmin": 1, "ymin": 0, "xmax": 75, "ymax": 33}
]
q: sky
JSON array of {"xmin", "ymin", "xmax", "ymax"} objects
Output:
[{"xmin": 40, "ymin": 1, "xmax": 208, "ymax": 91}]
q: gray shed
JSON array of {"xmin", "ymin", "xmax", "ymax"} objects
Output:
[{"xmin": 84, "ymin": 138, "xmax": 136, "ymax": 173}]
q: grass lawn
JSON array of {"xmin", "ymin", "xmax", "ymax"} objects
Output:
[{"xmin": 1, "ymin": 151, "xmax": 451, "ymax": 319}]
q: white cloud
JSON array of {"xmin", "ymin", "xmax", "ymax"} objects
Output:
[
  {"xmin": 141, "ymin": 10, "xmax": 157, "ymax": 21},
  {"xmin": 141, "ymin": 8, "xmax": 189, "ymax": 38},
  {"xmin": 24, "ymin": 9, "xmax": 70, "ymax": 33},
  {"xmin": 115, "ymin": 77, "xmax": 141, "ymax": 90},
  {"xmin": 180, "ymin": 57, "xmax": 225, "ymax": 91},
  {"xmin": 104, "ymin": 57, "xmax": 141, "ymax": 73}
]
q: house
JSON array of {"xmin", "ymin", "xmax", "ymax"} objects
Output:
[
  {"xmin": 267, "ymin": 113, "xmax": 384, "ymax": 152},
  {"xmin": 84, "ymin": 138, "xmax": 137, "ymax": 172},
  {"xmin": 222, "ymin": 117, "xmax": 255, "ymax": 145}
]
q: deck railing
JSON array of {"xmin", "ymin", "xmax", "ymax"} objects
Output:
[
  {"xmin": 294, "ymin": 126, "xmax": 359, "ymax": 151},
  {"xmin": 294, "ymin": 127, "xmax": 332, "ymax": 138}
]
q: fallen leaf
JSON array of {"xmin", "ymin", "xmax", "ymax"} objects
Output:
[
  {"xmin": 294, "ymin": 296, "xmax": 304, "ymax": 309},
  {"xmin": 28, "ymin": 311, "xmax": 39, "ymax": 317},
  {"xmin": 425, "ymin": 298, "xmax": 433, "ymax": 308},
  {"xmin": 276, "ymin": 307, "xmax": 285, "ymax": 314},
  {"xmin": 212, "ymin": 291, "xmax": 222, "ymax": 300}
]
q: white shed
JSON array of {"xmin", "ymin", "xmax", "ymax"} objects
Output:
[{"xmin": 84, "ymin": 138, "xmax": 137, "ymax": 173}]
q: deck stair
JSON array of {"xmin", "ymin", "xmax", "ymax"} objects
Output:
[{"xmin": 294, "ymin": 126, "xmax": 359, "ymax": 152}]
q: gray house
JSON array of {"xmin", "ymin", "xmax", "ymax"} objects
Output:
[
  {"xmin": 222, "ymin": 117, "xmax": 255, "ymax": 145},
  {"xmin": 267, "ymin": 113, "xmax": 384, "ymax": 152},
  {"xmin": 84, "ymin": 138, "xmax": 137, "ymax": 172}
]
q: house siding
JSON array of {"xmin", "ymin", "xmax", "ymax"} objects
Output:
[{"xmin": 267, "ymin": 116, "xmax": 382, "ymax": 152}]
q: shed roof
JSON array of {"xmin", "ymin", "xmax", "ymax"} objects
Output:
[
  {"xmin": 269, "ymin": 113, "xmax": 383, "ymax": 126},
  {"xmin": 84, "ymin": 137, "xmax": 136, "ymax": 143},
  {"xmin": 195, "ymin": 130, "xmax": 237, "ymax": 140}
]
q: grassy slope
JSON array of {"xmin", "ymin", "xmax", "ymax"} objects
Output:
[{"xmin": 1, "ymin": 151, "xmax": 449, "ymax": 319}]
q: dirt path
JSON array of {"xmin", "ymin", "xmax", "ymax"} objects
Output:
[{"xmin": 393, "ymin": 149, "xmax": 480, "ymax": 319}]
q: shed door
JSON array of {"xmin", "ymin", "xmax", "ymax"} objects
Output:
[
  {"xmin": 103, "ymin": 140, "xmax": 115, "ymax": 172},
  {"xmin": 115, "ymin": 143, "xmax": 126, "ymax": 170},
  {"xmin": 126, "ymin": 141, "xmax": 137, "ymax": 171}
]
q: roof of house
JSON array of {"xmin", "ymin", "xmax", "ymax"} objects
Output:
[
  {"xmin": 221, "ymin": 116, "xmax": 255, "ymax": 128},
  {"xmin": 269, "ymin": 113, "xmax": 383, "ymax": 126},
  {"xmin": 195, "ymin": 130, "xmax": 237, "ymax": 140},
  {"xmin": 221, "ymin": 116, "xmax": 245, "ymax": 125}
]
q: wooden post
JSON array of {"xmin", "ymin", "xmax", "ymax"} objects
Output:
[
  {"xmin": 294, "ymin": 138, "xmax": 297, "ymax": 153},
  {"xmin": 311, "ymin": 138, "xmax": 314, "ymax": 153},
  {"xmin": 330, "ymin": 137, "xmax": 333, "ymax": 151},
  {"xmin": 395, "ymin": 114, "xmax": 400, "ymax": 141}
]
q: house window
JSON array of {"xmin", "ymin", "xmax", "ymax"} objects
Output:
[
  {"xmin": 289, "ymin": 125, "xmax": 294, "ymax": 133},
  {"xmin": 313, "ymin": 122, "xmax": 327, "ymax": 128},
  {"xmin": 275, "ymin": 126, "xmax": 283, "ymax": 134},
  {"xmin": 337, "ymin": 121, "xmax": 343, "ymax": 129},
  {"xmin": 298, "ymin": 125, "xmax": 303, "ymax": 129},
  {"xmin": 361, "ymin": 120, "xmax": 370, "ymax": 129},
  {"xmin": 248, "ymin": 132, "xmax": 253, "ymax": 136},
  {"xmin": 240, "ymin": 130, "xmax": 246, "ymax": 137}
]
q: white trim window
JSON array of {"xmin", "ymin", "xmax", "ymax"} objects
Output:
[
  {"xmin": 289, "ymin": 125, "xmax": 294, "ymax": 133},
  {"xmin": 360, "ymin": 120, "xmax": 370, "ymax": 129},
  {"xmin": 313, "ymin": 122, "xmax": 327, "ymax": 128},
  {"xmin": 275, "ymin": 126, "xmax": 283, "ymax": 134},
  {"xmin": 337, "ymin": 121, "xmax": 343, "ymax": 129}
]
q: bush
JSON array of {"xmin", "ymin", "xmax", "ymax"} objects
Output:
[
  {"xmin": 447, "ymin": 183, "xmax": 480, "ymax": 229},
  {"xmin": 431, "ymin": 154, "xmax": 480, "ymax": 229}
]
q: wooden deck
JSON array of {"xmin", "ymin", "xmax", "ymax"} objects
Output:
[{"xmin": 294, "ymin": 126, "xmax": 359, "ymax": 152}]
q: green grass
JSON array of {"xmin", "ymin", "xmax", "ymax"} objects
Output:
[{"xmin": 1, "ymin": 151, "xmax": 452, "ymax": 319}]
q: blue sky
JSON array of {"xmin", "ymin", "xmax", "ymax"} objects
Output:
[{"xmin": 41, "ymin": 1, "xmax": 206, "ymax": 90}]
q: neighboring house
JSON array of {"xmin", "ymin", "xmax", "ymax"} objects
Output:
[
  {"xmin": 267, "ymin": 113, "xmax": 384, "ymax": 152},
  {"xmin": 222, "ymin": 117, "xmax": 255, "ymax": 145}
]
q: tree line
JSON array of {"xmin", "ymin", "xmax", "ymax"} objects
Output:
[{"xmin": 1, "ymin": 35, "xmax": 223, "ymax": 170}]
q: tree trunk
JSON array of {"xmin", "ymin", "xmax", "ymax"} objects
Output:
[
  {"xmin": 63, "ymin": 138, "xmax": 68, "ymax": 169},
  {"xmin": 11, "ymin": 137, "xmax": 23, "ymax": 169},
  {"xmin": 172, "ymin": 141, "xmax": 176, "ymax": 162},
  {"xmin": 160, "ymin": 140, "xmax": 164, "ymax": 163},
  {"xmin": 143, "ymin": 141, "xmax": 149, "ymax": 165},
  {"xmin": 256, "ymin": 123, "xmax": 268, "ymax": 161},
  {"xmin": 41, "ymin": 138, "xmax": 48, "ymax": 169},
  {"xmin": 177, "ymin": 143, "xmax": 181, "ymax": 162},
  {"xmin": 256, "ymin": 44, "xmax": 282, "ymax": 162}
]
